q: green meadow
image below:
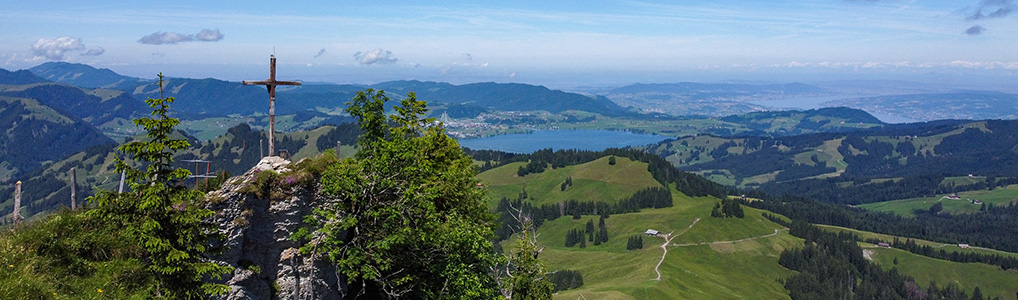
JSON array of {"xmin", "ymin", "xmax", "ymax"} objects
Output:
[{"xmin": 858, "ymin": 185, "xmax": 1018, "ymax": 216}]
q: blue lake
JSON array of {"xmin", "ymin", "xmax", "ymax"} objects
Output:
[{"xmin": 457, "ymin": 130, "xmax": 672, "ymax": 154}]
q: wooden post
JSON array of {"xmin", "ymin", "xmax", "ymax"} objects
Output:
[
  {"xmin": 13, "ymin": 181, "xmax": 22, "ymax": 228},
  {"xmin": 118, "ymin": 171, "xmax": 126, "ymax": 193},
  {"xmin": 69, "ymin": 167, "xmax": 77, "ymax": 210},
  {"xmin": 243, "ymin": 55, "xmax": 301, "ymax": 157},
  {"xmin": 205, "ymin": 161, "xmax": 211, "ymax": 190}
]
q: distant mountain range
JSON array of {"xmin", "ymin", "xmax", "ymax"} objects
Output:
[
  {"xmin": 27, "ymin": 62, "xmax": 631, "ymax": 118},
  {"xmin": 28, "ymin": 62, "xmax": 146, "ymax": 90}
]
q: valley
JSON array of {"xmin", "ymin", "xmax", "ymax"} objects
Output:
[{"xmin": 3, "ymin": 61, "xmax": 1018, "ymax": 299}]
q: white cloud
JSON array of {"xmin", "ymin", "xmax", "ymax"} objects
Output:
[
  {"xmin": 353, "ymin": 48, "xmax": 398, "ymax": 65},
  {"xmin": 194, "ymin": 29, "xmax": 224, "ymax": 41},
  {"xmin": 32, "ymin": 36, "xmax": 84, "ymax": 60},
  {"xmin": 139, "ymin": 29, "xmax": 224, "ymax": 45},
  {"xmin": 81, "ymin": 46, "xmax": 105, "ymax": 56}
]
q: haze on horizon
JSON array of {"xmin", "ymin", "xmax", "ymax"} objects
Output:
[{"xmin": 3, "ymin": 0, "xmax": 1017, "ymax": 90}]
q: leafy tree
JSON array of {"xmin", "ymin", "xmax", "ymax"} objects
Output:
[
  {"xmin": 86, "ymin": 73, "xmax": 231, "ymax": 298},
  {"xmin": 608, "ymin": 155, "xmax": 616, "ymax": 165},
  {"xmin": 299, "ymin": 90, "xmax": 501, "ymax": 299}
]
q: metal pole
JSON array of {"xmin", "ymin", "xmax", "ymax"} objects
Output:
[
  {"xmin": 336, "ymin": 140, "xmax": 341, "ymax": 158},
  {"xmin": 13, "ymin": 181, "xmax": 22, "ymax": 228},
  {"xmin": 260, "ymin": 139, "xmax": 264, "ymax": 158},
  {"xmin": 70, "ymin": 167, "xmax": 77, "ymax": 210}
]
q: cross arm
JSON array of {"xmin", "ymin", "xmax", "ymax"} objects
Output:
[
  {"xmin": 243, "ymin": 80, "xmax": 271, "ymax": 85},
  {"xmin": 274, "ymin": 80, "xmax": 302, "ymax": 86},
  {"xmin": 242, "ymin": 80, "xmax": 301, "ymax": 86}
]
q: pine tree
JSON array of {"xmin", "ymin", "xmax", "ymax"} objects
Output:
[{"xmin": 86, "ymin": 74, "xmax": 231, "ymax": 298}]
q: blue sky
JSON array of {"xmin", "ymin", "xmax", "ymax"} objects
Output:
[{"xmin": 2, "ymin": 0, "xmax": 1017, "ymax": 89}]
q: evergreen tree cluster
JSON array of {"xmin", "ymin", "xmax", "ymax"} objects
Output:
[
  {"xmin": 494, "ymin": 186, "xmax": 671, "ymax": 241},
  {"xmin": 560, "ymin": 176, "xmax": 573, "ymax": 191},
  {"xmin": 547, "ymin": 270, "xmax": 584, "ymax": 292},
  {"xmin": 626, "ymin": 235, "xmax": 644, "ymax": 250},
  {"xmin": 710, "ymin": 197, "xmax": 745, "ymax": 218},
  {"xmin": 313, "ymin": 121, "xmax": 361, "ymax": 151},
  {"xmin": 594, "ymin": 215, "xmax": 609, "ymax": 245},
  {"xmin": 564, "ymin": 228, "xmax": 587, "ymax": 248},
  {"xmin": 779, "ymin": 221, "xmax": 993, "ymax": 300},
  {"xmin": 517, "ymin": 160, "xmax": 548, "ymax": 177},
  {"xmin": 564, "ymin": 216, "xmax": 609, "ymax": 247}
]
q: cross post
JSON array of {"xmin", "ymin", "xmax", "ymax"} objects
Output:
[{"xmin": 243, "ymin": 55, "xmax": 301, "ymax": 157}]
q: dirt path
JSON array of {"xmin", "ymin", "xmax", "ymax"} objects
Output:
[
  {"xmin": 654, "ymin": 218, "xmax": 700, "ymax": 281},
  {"xmin": 670, "ymin": 228, "xmax": 788, "ymax": 247}
]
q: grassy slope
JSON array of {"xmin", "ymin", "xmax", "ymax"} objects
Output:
[
  {"xmin": 868, "ymin": 247, "xmax": 1018, "ymax": 299},
  {"xmin": 479, "ymin": 157, "xmax": 799, "ymax": 299},
  {"xmin": 819, "ymin": 225, "xmax": 1018, "ymax": 299},
  {"xmin": 857, "ymin": 184, "xmax": 1018, "ymax": 216},
  {"xmin": 819, "ymin": 225, "xmax": 1018, "ymax": 259},
  {"xmin": 539, "ymin": 191, "xmax": 798, "ymax": 299},
  {"xmin": 477, "ymin": 156, "xmax": 661, "ymax": 209}
]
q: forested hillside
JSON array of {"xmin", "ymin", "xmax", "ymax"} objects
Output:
[
  {"xmin": 643, "ymin": 119, "xmax": 1018, "ymax": 205},
  {"xmin": 0, "ymin": 97, "xmax": 114, "ymax": 181},
  {"xmin": 0, "ymin": 122, "xmax": 361, "ymax": 223}
]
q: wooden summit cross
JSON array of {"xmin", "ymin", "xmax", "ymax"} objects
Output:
[{"xmin": 243, "ymin": 55, "xmax": 301, "ymax": 157}]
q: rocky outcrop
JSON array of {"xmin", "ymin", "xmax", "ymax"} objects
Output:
[{"xmin": 207, "ymin": 156, "xmax": 341, "ymax": 300}]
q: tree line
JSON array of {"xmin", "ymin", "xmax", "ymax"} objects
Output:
[
  {"xmin": 779, "ymin": 220, "xmax": 995, "ymax": 300},
  {"xmin": 869, "ymin": 237, "xmax": 1018, "ymax": 271},
  {"xmin": 494, "ymin": 186, "xmax": 670, "ymax": 242},
  {"xmin": 750, "ymin": 193, "xmax": 1018, "ymax": 254},
  {"xmin": 469, "ymin": 147, "xmax": 734, "ymax": 199}
]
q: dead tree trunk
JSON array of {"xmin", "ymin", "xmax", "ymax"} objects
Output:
[
  {"xmin": 118, "ymin": 171, "xmax": 126, "ymax": 193},
  {"xmin": 70, "ymin": 167, "xmax": 77, "ymax": 210},
  {"xmin": 13, "ymin": 181, "xmax": 22, "ymax": 228}
]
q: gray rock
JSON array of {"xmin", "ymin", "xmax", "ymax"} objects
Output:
[{"xmin": 208, "ymin": 156, "xmax": 342, "ymax": 300}]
